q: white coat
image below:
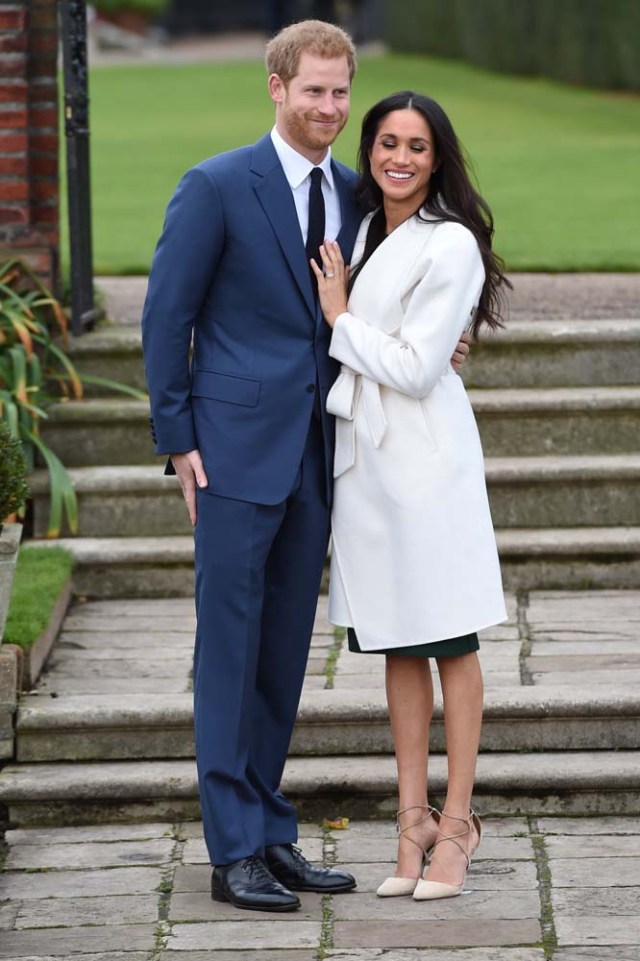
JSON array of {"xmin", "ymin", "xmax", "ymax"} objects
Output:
[{"xmin": 326, "ymin": 211, "xmax": 507, "ymax": 650}]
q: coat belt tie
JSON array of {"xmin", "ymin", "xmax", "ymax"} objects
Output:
[{"xmin": 326, "ymin": 367, "xmax": 387, "ymax": 477}]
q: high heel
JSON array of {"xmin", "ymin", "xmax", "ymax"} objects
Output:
[
  {"xmin": 413, "ymin": 809, "xmax": 481, "ymax": 901},
  {"xmin": 376, "ymin": 805, "xmax": 440, "ymax": 897}
]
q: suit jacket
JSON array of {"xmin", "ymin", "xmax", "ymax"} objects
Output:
[{"xmin": 141, "ymin": 133, "xmax": 362, "ymax": 505}]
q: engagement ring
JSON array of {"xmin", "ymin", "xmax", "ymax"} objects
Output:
[{"xmin": 325, "ymin": 271, "xmax": 335, "ymax": 279}]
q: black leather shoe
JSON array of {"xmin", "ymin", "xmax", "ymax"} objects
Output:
[
  {"xmin": 211, "ymin": 856, "xmax": 300, "ymax": 912},
  {"xmin": 266, "ymin": 843, "xmax": 357, "ymax": 893}
]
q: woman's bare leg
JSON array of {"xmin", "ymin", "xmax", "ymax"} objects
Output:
[
  {"xmin": 425, "ymin": 651, "xmax": 483, "ymax": 883},
  {"xmin": 385, "ymin": 654, "xmax": 439, "ymax": 877}
]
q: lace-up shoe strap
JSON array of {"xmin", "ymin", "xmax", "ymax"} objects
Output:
[
  {"xmin": 433, "ymin": 811, "xmax": 478, "ymax": 868},
  {"xmin": 396, "ymin": 804, "xmax": 440, "ymax": 855}
]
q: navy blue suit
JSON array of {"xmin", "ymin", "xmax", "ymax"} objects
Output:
[{"xmin": 142, "ymin": 134, "xmax": 362, "ymax": 864}]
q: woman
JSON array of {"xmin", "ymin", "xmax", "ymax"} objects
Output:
[{"xmin": 311, "ymin": 92, "xmax": 509, "ymax": 901}]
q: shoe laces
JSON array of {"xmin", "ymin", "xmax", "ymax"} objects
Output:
[
  {"xmin": 241, "ymin": 855, "xmax": 276, "ymax": 883},
  {"xmin": 288, "ymin": 845, "xmax": 307, "ymax": 865}
]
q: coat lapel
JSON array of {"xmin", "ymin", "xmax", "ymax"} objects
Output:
[{"xmin": 251, "ymin": 135, "xmax": 317, "ymax": 321}]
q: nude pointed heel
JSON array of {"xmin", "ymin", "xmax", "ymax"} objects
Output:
[
  {"xmin": 413, "ymin": 809, "xmax": 481, "ymax": 901},
  {"xmin": 376, "ymin": 805, "xmax": 440, "ymax": 898}
]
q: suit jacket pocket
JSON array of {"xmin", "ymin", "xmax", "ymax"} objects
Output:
[{"xmin": 191, "ymin": 369, "xmax": 261, "ymax": 407}]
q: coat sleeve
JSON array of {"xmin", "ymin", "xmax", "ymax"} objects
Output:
[
  {"xmin": 328, "ymin": 223, "xmax": 485, "ymax": 399},
  {"xmin": 141, "ymin": 166, "xmax": 225, "ymax": 455}
]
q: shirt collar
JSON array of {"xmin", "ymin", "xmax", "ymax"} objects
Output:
[{"xmin": 271, "ymin": 126, "xmax": 335, "ymax": 190}]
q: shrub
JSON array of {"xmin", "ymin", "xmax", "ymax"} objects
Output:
[{"xmin": 0, "ymin": 419, "xmax": 29, "ymax": 522}]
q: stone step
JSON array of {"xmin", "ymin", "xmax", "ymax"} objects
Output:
[
  {"xmin": 40, "ymin": 386, "xmax": 640, "ymax": 467},
  {"xmin": 487, "ymin": 454, "xmax": 640, "ymax": 528},
  {"xmin": 29, "ymin": 527, "xmax": 640, "ymax": 596},
  {"xmin": 66, "ymin": 326, "xmax": 148, "ymax": 395},
  {"xmin": 463, "ymin": 318, "xmax": 640, "ymax": 388},
  {"xmin": 1, "ymin": 750, "xmax": 638, "ymax": 826},
  {"xmin": 67, "ymin": 318, "xmax": 640, "ymax": 392},
  {"xmin": 471, "ymin": 386, "xmax": 640, "ymax": 456},
  {"xmin": 29, "ymin": 456, "xmax": 640, "ymax": 537},
  {"xmin": 14, "ymin": 687, "xmax": 640, "ymax": 764},
  {"xmin": 42, "ymin": 400, "xmax": 154, "ymax": 467}
]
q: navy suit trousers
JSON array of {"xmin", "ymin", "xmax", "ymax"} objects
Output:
[{"xmin": 193, "ymin": 415, "xmax": 330, "ymax": 865}]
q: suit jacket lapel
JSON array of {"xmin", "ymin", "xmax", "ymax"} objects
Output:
[{"xmin": 251, "ymin": 135, "xmax": 317, "ymax": 321}]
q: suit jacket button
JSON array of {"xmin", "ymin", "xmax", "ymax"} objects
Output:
[{"xmin": 306, "ymin": 384, "xmax": 316, "ymax": 393}]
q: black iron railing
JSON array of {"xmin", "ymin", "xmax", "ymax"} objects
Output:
[{"xmin": 60, "ymin": 0, "xmax": 101, "ymax": 335}]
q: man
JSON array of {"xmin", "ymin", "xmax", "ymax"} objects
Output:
[{"xmin": 142, "ymin": 20, "xmax": 470, "ymax": 913}]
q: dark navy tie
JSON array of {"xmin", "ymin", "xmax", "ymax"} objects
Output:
[{"xmin": 306, "ymin": 167, "xmax": 325, "ymax": 293}]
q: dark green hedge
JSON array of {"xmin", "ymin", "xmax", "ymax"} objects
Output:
[{"xmin": 386, "ymin": 0, "xmax": 640, "ymax": 91}]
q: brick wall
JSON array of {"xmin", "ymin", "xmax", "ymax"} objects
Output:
[{"xmin": 0, "ymin": 0, "xmax": 59, "ymax": 290}]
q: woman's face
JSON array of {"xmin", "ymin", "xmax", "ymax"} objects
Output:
[{"xmin": 369, "ymin": 108, "xmax": 437, "ymax": 208}]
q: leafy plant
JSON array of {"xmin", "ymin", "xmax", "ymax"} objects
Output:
[
  {"xmin": 0, "ymin": 259, "xmax": 145, "ymax": 537},
  {"xmin": 0, "ymin": 418, "xmax": 29, "ymax": 522}
]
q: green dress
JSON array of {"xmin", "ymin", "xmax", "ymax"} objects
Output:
[{"xmin": 347, "ymin": 628, "xmax": 479, "ymax": 658}]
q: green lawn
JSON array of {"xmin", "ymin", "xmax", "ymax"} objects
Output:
[
  {"xmin": 3, "ymin": 546, "xmax": 74, "ymax": 651},
  {"xmin": 78, "ymin": 53, "xmax": 640, "ymax": 273}
]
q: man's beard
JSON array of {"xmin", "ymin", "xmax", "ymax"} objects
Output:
[{"xmin": 283, "ymin": 107, "xmax": 345, "ymax": 151}]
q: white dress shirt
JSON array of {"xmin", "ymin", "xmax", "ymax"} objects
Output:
[{"xmin": 270, "ymin": 126, "xmax": 342, "ymax": 246}]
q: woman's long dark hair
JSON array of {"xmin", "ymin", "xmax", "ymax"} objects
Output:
[{"xmin": 349, "ymin": 91, "xmax": 511, "ymax": 336}]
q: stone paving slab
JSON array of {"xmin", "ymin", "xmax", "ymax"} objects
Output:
[
  {"xmin": 0, "ymin": 866, "xmax": 164, "ymax": 900},
  {"xmin": 0, "ymin": 924, "xmax": 157, "ymax": 958},
  {"xmin": 36, "ymin": 676, "xmax": 192, "ymax": 694},
  {"xmin": 14, "ymin": 893, "xmax": 158, "ymax": 928},
  {"xmin": 538, "ymin": 816, "xmax": 640, "ymax": 835},
  {"xmin": 550, "ymin": 856, "xmax": 640, "ymax": 887},
  {"xmin": 177, "ymin": 821, "xmax": 322, "ymax": 841},
  {"xmin": 0, "ymin": 901, "xmax": 18, "ymax": 929},
  {"xmin": 169, "ymin": 890, "xmax": 323, "ymax": 922},
  {"xmin": 532, "ymin": 669, "xmax": 640, "ymax": 687},
  {"xmin": 326, "ymin": 952, "xmax": 545, "ymax": 961},
  {"xmin": 76, "ymin": 598, "xmax": 196, "ymax": 613},
  {"xmin": 479, "ymin": 626, "xmax": 520, "ymax": 640},
  {"xmin": 333, "ymin": 671, "xmax": 524, "ymax": 690},
  {"xmin": 545, "ymin": 834, "xmax": 640, "ymax": 858},
  {"xmin": 6, "ymin": 822, "xmax": 173, "ymax": 845},
  {"xmin": 167, "ymin": 920, "xmax": 322, "ymax": 949},
  {"xmin": 533, "ymin": 640, "xmax": 640, "ymax": 654},
  {"xmin": 552, "ymin": 886, "xmax": 640, "ymax": 915},
  {"xmin": 55, "ymin": 629, "xmax": 196, "ymax": 649},
  {"xmin": 555, "ymin": 915, "xmax": 640, "ymax": 945},
  {"xmin": 5, "ymin": 837, "xmax": 174, "ymax": 870},
  {"xmin": 554, "ymin": 950, "xmax": 640, "ymax": 961},
  {"xmin": 54, "ymin": 641, "xmax": 195, "ymax": 659},
  {"xmin": 181, "ymin": 837, "xmax": 322, "ymax": 865},
  {"xmin": 10, "ymin": 955, "xmax": 150, "ymax": 961},
  {"xmin": 44, "ymin": 656, "xmax": 192, "ymax": 679},
  {"xmin": 332, "ymin": 918, "xmax": 541, "ymax": 948},
  {"xmin": 330, "ymin": 817, "xmax": 530, "ymax": 838},
  {"xmin": 331, "ymin": 889, "xmax": 540, "ymax": 921},
  {"xmin": 159, "ymin": 953, "xmax": 316, "ymax": 961},
  {"xmin": 61, "ymin": 614, "xmax": 197, "ymax": 633},
  {"xmin": 527, "ymin": 654, "xmax": 640, "ymax": 671},
  {"xmin": 333, "ymin": 835, "xmax": 534, "ymax": 863}
]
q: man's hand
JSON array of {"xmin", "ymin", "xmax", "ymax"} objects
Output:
[
  {"xmin": 451, "ymin": 331, "xmax": 472, "ymax": 371},
  {"xmin": 170, "ymin": 450, "xmax": 208, "ymax": 526}
]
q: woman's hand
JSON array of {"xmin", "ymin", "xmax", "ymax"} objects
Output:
[{"xmin": 310, "ymin": 240, "xmax": 349, "ymax": 328}]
